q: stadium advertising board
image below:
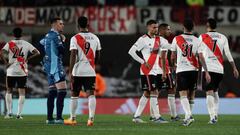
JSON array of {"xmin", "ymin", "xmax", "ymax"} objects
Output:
[{"xmin": 0, "ymin": 6, "xmax": 137, "ymax": 34}]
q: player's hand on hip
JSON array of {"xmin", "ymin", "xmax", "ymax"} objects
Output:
[
  {"xmin": 233, "ymin": 68, "xmax": 239, "ymax": 79},
  {"xmin": 144, "ymin": 62, "xmax": 151, "ymax": 69},
  {"xmin": 205, "ymin": 72, "xmax": 211, "ymax": 84}
]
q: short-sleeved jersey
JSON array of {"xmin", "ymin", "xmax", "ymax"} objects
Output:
[
  {"xmin": 199, "ymin": 32, "xmax": 233, "ymax": 74},
  {"xmin": 3, "ymin": 40, "xmax": 36, "ymax": 76},
  {"xmin": 134, "ymin": 34, "xmax": 169, "ymax": 75},
  {"xmin": 171, "ymin": 34, "xmax": 204, "ymax": 73},
  {"xmin": 70, "ymin": 32, "xmax": 101, "ymax": 77},
  {"xmin": 40, "ymin": 29, "xmax": 65, "ymax": 74}
]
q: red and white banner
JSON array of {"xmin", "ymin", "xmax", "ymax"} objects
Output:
[
  {"xmin": 78, "ymin": 98, "xmax": 181, "ymax": 114},
  {"xmin": 75, "ymin": 6, "xmax": 136, "ymax": 34}
]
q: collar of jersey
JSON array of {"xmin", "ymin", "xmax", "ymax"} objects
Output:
[
  {"xmin": 183, "ymin": 33, "xmax": 193, "ymax": 35},
  {"xmin": 51, "ymin": 28, "xmax": 59, "ymax": 34}
]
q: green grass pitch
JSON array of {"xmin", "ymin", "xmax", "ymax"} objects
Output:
[{"xmin": 0, "ymin": 115, "xmax": 239, "ymax": 135}]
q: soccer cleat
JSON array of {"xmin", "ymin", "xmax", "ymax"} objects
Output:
[
  {"xmin": 46, "ymin": 119, "xmax": 55, "ymax": 124},
  {"xmin": 4, "ymin": 113, "xmax": 13, "ymax": 119},
  {"xmin": 87, "ymin": 119, "xmax": 94, "ymax": 126},
  {"xmin": 208, "ymin": 118, "xmax": 217, "ymax": 124},
  {"xmin": 55, "ymin": 119, "xmax": 64, "ymax": 124},
  {"xmin": 154, "ymin": 117, "xmax": 169, "ymax": 123},
  {"xmin": 132, "ymin": 117, "xmax": 147, "ymax": 123},
  {"xmin": 182, "ymin": 116, "xmax": 194, "ymax": 127},
  {"xmin": 64, "ymin": 118, "xmax": 77, "ymax": 126},
  {"xmin": 16, "ymin": 115, "xmax": 23, "ymax": 119},
  {"xmin": 149, "ymin": 116, "xmax": 156, "ymax": 121},
  {"xmin": 171, "ymin": 115, "xmax": 181, "ymax": 122}
]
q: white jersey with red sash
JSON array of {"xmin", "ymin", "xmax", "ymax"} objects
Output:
[
  {"xmin": 2, "ymin": 40, "xmax": 36, "ymax": 76},
  {"xmin": 70, "ymin": 32, "xmax": 101, "ymax": 77},
  {"xmin": 199, "ymin": 32, "xmax": 233, "ymax": 74},
  {"xmin": 134, "ymin": 34, "xmax": 169, "ymax": 75},
  {"xmin": 171, "ymin": 34, "xmax": 204, "ymax": 73}
]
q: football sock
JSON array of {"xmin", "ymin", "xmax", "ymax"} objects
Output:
[
  {"xmin": 168, "ymin": 94, "xmax": 177, "ymax": 117},
  {"xmin": 150, "ymin": 95, "xmax": 161, "ymax": 119},
  {"xmin": 134, "ymin": 95, "xmax": 148, "ymax": 118},
  {"xmin": 56, "ymin": 90, "xmax": 67, "ymax": 120},
  {"xmin": 180, "ymin": 96, "xmax": 192, "ymax": 120},
  {"xmin": 189, "ymin": 100, "xmax": 194, "ymax": 113},
  {"xmin": 70, "ymin": 97, "xmax": 78, "ymax": 119},
  {"xmin": 47, "ymin": 87, "xmax": 57, "ymax": 120},
  {"xmin": 214, "ymin": 91, "xmax": 219, "ymax": 116},
  {"xmin": 88, "ymin": 95, "xmax": 96, "ymax": 120},
  {"xmin": 5, "ymin": 93, "xmax": 12, "ymax": 115},
  {"xmin": 17, "ymin": 95, "xmax": 25, "ymax": 116},
  {"xmin": 206, "ymin": 95, "xmax": 215, "ymax": 120}
]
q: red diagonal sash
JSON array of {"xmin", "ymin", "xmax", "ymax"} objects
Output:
[
  {"xmin": 141, "ymin": 36, "xmax": 160, "ymax": 75},
  {"xmin": 75, "ymin": 34, "xmax": 95, "ymax": 69},
  {"xmin": 176, "ymin": 35, "xmax": 199, "ymax": 68},
  {"xmin": 8, "ymin": 41, "xmax": 27, "ymax": 75},
  {"xmin": 201, "ymin": 34, "xmax": 223, "ymax": 66}
]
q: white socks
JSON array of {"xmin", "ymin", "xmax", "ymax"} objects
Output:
[
  {"xmin": 70, "ymin": 97, "xmax": 78, "ymax": 119},
  {"xmin": 189, "ymin": 99, "xmax": 194, "ymax": 113},
  {"xmin": 88, "ymin": 95, "xmax": 96, "ymax": 120},
  {"xmin": 134, "ymin": 95, "xmax": 148, "ymax": 118},
  {"xmin": 180, "ymin": 96, "xmax": 192, "ymax": 120},
  {"xmin": 214, "ymin": 91, "xmax": 219, "ymax": 116},
  {"xmin": 206, "ymin": 95, "xmax": 215, "ymax": 120},
  {"xmin": 150, "ymin": 95, "xmax": 161, "ymax": 119},
  {"xmin": 17, "ymin": 95, "xmax": 25, "ymax": 116},
  {"xmin": 168, "ymin": 94, "xmax": 177, "ymax": 117},
  {"xmin": 5, "ymin": 93, "xmax": 12, "ymax": 115}
]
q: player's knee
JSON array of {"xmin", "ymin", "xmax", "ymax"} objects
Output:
[
  {"xmin": 71, "ymin": 91, "xmax": 79, "ymax": 97},
  {"xmin": 86, "ymin": 90, "xmax": 94, "ymax": 97},
  {"xmin": 143, "ymin": 91, "xmax": 150, "ymax": 98}
]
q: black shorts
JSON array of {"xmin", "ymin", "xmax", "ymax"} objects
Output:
[
  {"xmin": 202, "ymin": 72, "xmax": 223, "ymax": 92},
  {"xmin": 176, "ymin": 71, "xmax": 198, "ymax": 91},
  {"xmin": 6, "ymin": 76, "xmax": 27, "ymax": 88},
  {"xmin": 141, "ymin": 75, "xmax": 158, "ymax": 91},
  {"xmin": 71, "ymin": 76, "xmax": 96, "ymax": 93},
  {"xmin": 156, "ymin": 74, "xmax": 174, "ymax": 90}
]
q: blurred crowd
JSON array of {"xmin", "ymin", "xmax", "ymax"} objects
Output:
[{"xmin": 0, "ymin": 0, "xmax": 240, "ymax": 7}]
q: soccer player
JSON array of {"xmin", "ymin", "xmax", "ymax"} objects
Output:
[
  {"xmin": 154, "ymin": 23, "xmax": 180, "ymax": 121},
  {"xmin": 64, "ymin": 16, "xmax": 101, "ymax": 126},
  {"xmin": 1, "ymin": 27, "xmax": 40, "ymax": 119},
  {"xmin": 171, "ymin": 19, "xmax": 211, "ymax": 126},
  {"xmin": 40, "ymin": 17, "xmax": 67, "ymax": 124},
  {"xmin": 199, "ymin": 18, "xmax": 239, "ymax": 124},
  {"xmin": 128, "ymin": 20, "xmax": 168, "ymax": 123}
]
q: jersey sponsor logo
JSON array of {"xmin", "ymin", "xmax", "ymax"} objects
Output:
[
  {"xmin": 176, "ymin": 35, "xmax": 199, "ymax": 68},
  {"xmin": 8, "ymin": 41, "xmax": 27, "ymax": 75},
  {"xmin": 201, "ymin": 34, "xmax": 224, "ymax": 66},
  {"xmin": 140, "ymin": 36, "xmax": 160, "ymax": 75},
  {"xmin": 75, "ymin": 34, "xmax": 95, "ymax": 69}
]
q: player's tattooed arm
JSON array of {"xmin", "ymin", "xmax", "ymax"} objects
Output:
[
  {"xmin": 198, "ymin": 53, "xmax": 211, "ymax": 83},
  {"xmin": 170, "ymin": 51, "xmax": 177, "ymax": 71},
  {"xmin": 161, "ymin": 50, "xmax": 167, "ymax": 81},
  {"xmin": 229, "ymin": 61, "xmax": 239, "ymax": 79},
  {"xmin": 69, "ymin": 49, "xmax": 77, "ymax": 82},
  {"xmin": 95, "ymin": 50, "xmax": 101, "ymax": 65},
  {"xmin": 27, "ymin": 49, "xmax": 40, "ymax": 63}
]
